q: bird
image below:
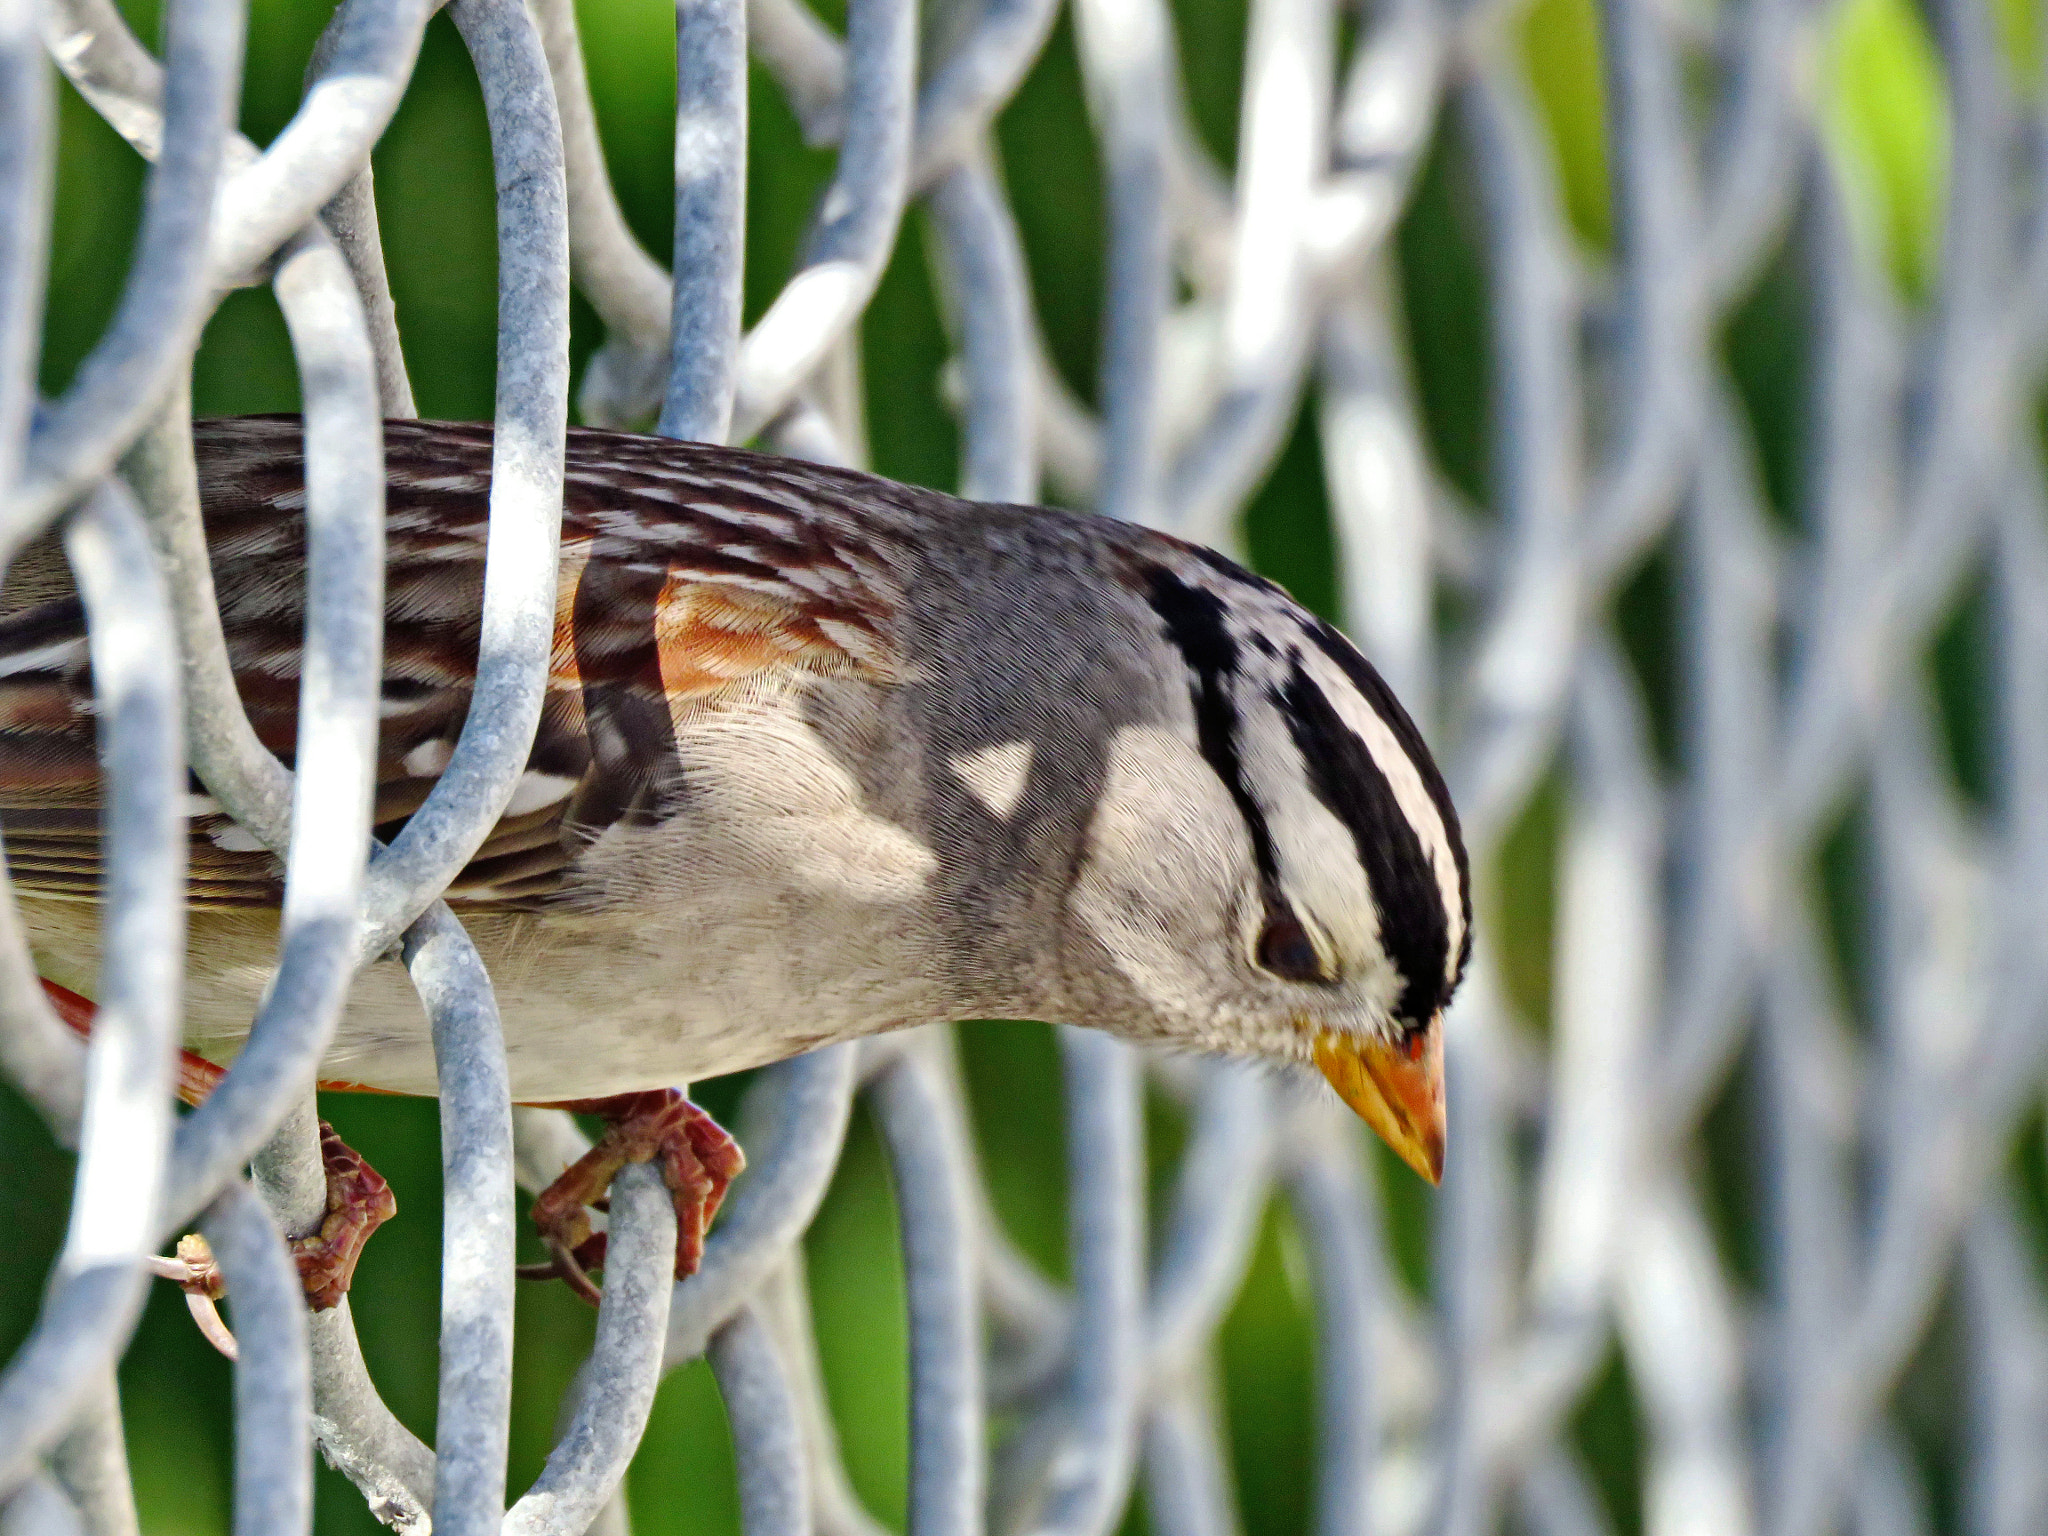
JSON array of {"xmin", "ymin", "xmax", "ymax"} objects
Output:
[{"xmin": 1, "ymin": 415, "xmax": 1469, "ymax": 1307}]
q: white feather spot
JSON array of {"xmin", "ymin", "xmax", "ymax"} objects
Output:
[
  {"xmin": 503, "ymin": 772, "xmax": 577, "ymax": 817},
  {"xmin": 0, "ymin": 637, "xmax": 86, "ymax": 677},
  {"xmin": 209, "ymin": 823, "xmax": 268, "ymax": 853},
  {"xmin": 403, "ymin": 739, "xmax": 453, "ymax": 777},
  {"xmin": 949, "ymin": 740, "xmax": 1034, "ymax": 821}
]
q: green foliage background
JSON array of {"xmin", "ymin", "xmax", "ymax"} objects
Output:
[{"xmin": 0, "ymin": 0, "xmax": 1996, "ymax": 1530}]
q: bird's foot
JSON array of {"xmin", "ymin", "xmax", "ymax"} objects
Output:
[
  {"xmin": 148, "ymin": 1233, "xmax": 240, "ymax": 1360},
  {"xmin": 518, "ymin": 1089, "xmax": 745, "ymax": 1305},
  {"xmin": 291, "ymin": 1120, "xmax": 398, "ymax": 1311},
  {"xmin": 47, "ymin": 976, "xmax": 395, "ymax": 1315},
  {"xmin": 144, "ymin": 1121, "xmax": 394, "ymax": 1358}
]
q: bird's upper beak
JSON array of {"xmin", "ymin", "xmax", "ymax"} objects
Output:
[{"xmin": 1314, "ymin": 1022, "xmax": 1445, "ymax": 1184}]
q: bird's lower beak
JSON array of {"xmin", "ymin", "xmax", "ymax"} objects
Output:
[{"xmin": 1314, "ymin": 1024, "xmax": 1445, "ymax": 1184}]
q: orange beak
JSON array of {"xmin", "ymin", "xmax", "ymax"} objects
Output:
[{"xmin": 1314, "ymin": 1023, "xmax": 1445, "ymax": 1184}]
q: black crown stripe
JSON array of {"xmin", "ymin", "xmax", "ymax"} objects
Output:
[{"xmin": 1144, "ymin": 569, "xmax": 1281, "ymax": 886}]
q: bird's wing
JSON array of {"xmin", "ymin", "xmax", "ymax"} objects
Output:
[{"xmin": 0, "ymin": 416, "xmax": 914, "ymax": 909}]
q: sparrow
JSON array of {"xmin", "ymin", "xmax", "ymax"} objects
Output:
[{"xmin": 2, "ymin": 416, "xmax": 1469, "ymax": 1305}]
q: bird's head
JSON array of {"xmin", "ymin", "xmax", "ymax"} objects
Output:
[{"xmin": 1061, "ymin": 549, "xmax": 1469, "ymax": 1184}]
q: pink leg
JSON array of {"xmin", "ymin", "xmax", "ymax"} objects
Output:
[{"xmin": 43, "ymin": 976, "xmax": 223, "ymax": 1106}]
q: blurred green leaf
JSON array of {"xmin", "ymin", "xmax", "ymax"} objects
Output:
[{"xmin": 1822, "ymin": 0, "xmax": 1951, "ymax": 298}]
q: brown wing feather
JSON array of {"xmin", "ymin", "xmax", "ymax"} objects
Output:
[{"xmin": 0, "ymin": 416, "xmax": 914, "ymax": 909}]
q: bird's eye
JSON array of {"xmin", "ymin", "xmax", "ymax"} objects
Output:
[{"xmin": 1254, "ymin": 905, "xmax": 1330, "ymax": 984}]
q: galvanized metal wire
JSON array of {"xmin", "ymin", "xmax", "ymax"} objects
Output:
[{"xmin": 3, "ymin": 0, "xmax": 2047, "ymax": 1533}]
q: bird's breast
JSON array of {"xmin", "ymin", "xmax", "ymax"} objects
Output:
[{"xmin": 378, "ymin": 670, "xmax": 951, "ymax": 1098}]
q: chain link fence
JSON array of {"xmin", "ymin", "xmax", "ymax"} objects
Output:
[{"xmin": 3, "ymin": 0, "xmax": 2047, "ymax": 1531}]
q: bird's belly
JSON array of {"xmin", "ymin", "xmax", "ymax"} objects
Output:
[
  {"xmin": 21, "ymin": 883, "xmax": 944, "ymax": 1102},
  {"xmin": 21, "ymin": 673, "xmax": 953, "ymax": 1099},
  {"xmin": 345, "ymin": 892, "xmax": 945, "ymax": 1100}
]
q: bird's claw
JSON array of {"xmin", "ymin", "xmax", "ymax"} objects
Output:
[
  {"xmin": 149, "ymin": 1234, "xmax": 240, "ymax": 1360},
  {"xmin": 150, "ymin": 1119, "xmax": 394, "ymax": 1342},
  {"xmin": 522, "ymin": 1089, "xmax": 745, "ymax": 1305},
  {"xmin": 59, "ymin": 977, "xmax": 392, "ymax": 1314},
  {"xmin": 292, "ymin": 1121, "xmax": 397, "ymax": 1311}
]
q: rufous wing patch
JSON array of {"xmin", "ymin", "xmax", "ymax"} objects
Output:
[{"xmin": 649, "ymin": 564, "xmax": 895, "ymax": 702}]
